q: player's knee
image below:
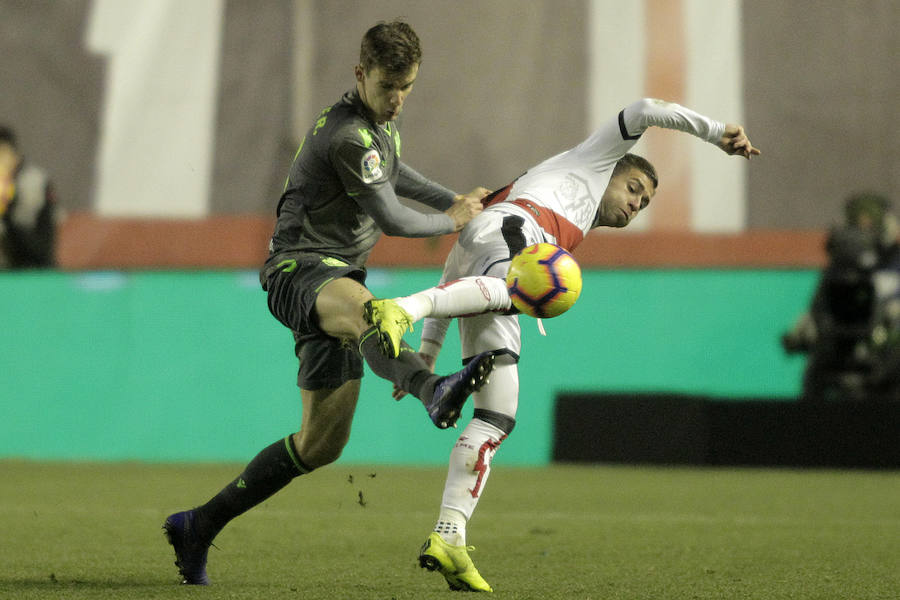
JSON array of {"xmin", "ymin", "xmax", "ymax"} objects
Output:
[
  {"xmin": 473, "ymin": 408, "xmax": 516, "ymax": 435},
  {"xmin": 315, "ymin": 291, "xmax": 369, "ymax": 341},
  {"xmin": 292, "ymin": 428, "xmax": 351, "ymax": 468},
  {"xmin": 319, "ymin": 310, "xmax": 367, "ymax": 343},
  {"xmin": 298, "ymin": 440, "xmax": 345, "ymax": 469},
  {"xmin": 471, "ymin": 355, "xmax": 520, "ymax": 418},
  {"xmin": 312, "ymin": 445, "xmax": 344, "ymax": 468}
]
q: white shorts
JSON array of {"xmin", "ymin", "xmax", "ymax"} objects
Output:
[{"xmin": 441, "ymin": 207, "xmax": 545, "ymax": 361}]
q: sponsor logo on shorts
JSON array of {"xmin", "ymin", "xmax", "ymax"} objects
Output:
[
  {"xmin": 322, "ymin": 257, "xmax": 348, "ymax": 267},
  {"xmin": 361, "ymin": 149, "xmax": 383, "ymax": 183},
  {"xmin": 475, "ymin": 277, "xmax": 492, "ymax": 301}
]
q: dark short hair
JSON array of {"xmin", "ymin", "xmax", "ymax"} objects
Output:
[
  {"xmin": 359, "ymin": 20, "xmax": 422, "ymax": 77},
  {"xmin": 613, "ymin": 153, "xmax": 658, "ymax": 190},
  {"xmin": 0, "ymin": 125, "xmax": 17, "ymax": 149}
]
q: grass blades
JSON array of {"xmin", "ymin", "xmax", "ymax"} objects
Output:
[{"xmin": 1, "ymin": 461, "xmax": 897, "ymax": 599}]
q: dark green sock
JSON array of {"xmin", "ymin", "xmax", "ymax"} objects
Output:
[
  {"xmin": 194, "ymin": 436, "xmax": 311, "ymax": 542},
  {"xmin": 358, "ymin": 327, "xmax": 439, "ymax": 404}
]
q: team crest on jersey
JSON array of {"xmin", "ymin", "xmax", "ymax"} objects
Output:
[
  {"xmin": 555, "ymin": 173, "xmax": 596, "ymax": 226},
  {"xmin": 361, "ymin": 149, "xmax": 383, "ymax": 183}
]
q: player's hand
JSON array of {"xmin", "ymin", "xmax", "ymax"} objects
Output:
[
  {"xmin": 718, "ymin": 124, "xmax": 761, "ymax": 159},
  {"xmin": 446, "ymin": 187, "xmax": 490, "ymax": 231},
  {"xmin": 391, "ymin": 382, "xmax": 408, "ymax": 401}
]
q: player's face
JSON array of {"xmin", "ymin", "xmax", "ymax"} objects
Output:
[
  {"xmin": 596, "ymin": 167, "xmax": 656, "ymax": 228},
  {"xmin": 355, "ymin": 64, "xmax": 418, "ymax": 124}
]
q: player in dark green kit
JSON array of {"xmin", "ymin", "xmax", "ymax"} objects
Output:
[{"xmin": 163, "ymin": 21, "xmax": 494, "ymax": 585}]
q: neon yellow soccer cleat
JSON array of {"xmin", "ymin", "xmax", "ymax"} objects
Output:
[
  {"xmin": 418, "ymin": 532, "xmax": 493, "ymax": 592},
  {"xmin": 363, "ymin": 298, "xmax": 413, "ymax": 358}
]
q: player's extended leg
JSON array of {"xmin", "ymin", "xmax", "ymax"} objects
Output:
[
  {"xmin": 419, "ymin": 304, "xmax": 522, "ymax": 592},
  {"xmin": 419, "ymin": 353, "xmax": 519, "ymax": 593},
  {"xmin": 292, "ymin": 381, "xmax": 361, "ymax": 467},
  {"xmin": 318, "ymin": 277, "xmax": 494, "ymax": 429},
  {"xmin": 365, "ymin": 275, "xmax": 512, "ymax": 358},
  {"xmin": 365, "ymin": 214, "xmax": 516, "ymax": 360},
  {"xmin": 163, "ymin": 381, "xmax": 359, "ymax": 585}
]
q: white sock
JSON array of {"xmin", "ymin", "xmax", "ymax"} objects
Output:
[
  {"xmin": 433, "ymin": 508, "xmax": 467, "ymax": 546},
  {"xmin": 436, "ymin": 418, "xmax": 507, "ymax": 545},
  {"xmin": 396, "ymin": 276, "xmax": 511, "ymax": 323},
  {"xmin": 395, "ymin": 294, "xmax": 433, "ymax": 324}
]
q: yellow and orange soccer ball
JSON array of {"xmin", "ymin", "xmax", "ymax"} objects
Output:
[{"xmin": 505, "ymin": 243, "xmax": 583, "ymax": 318}]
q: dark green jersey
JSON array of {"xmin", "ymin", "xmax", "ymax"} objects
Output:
[{"xmin": 268, "ymin": 89, "xmax": 455, "ymax": 267}]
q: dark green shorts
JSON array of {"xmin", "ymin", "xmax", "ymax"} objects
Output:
[{"xmin": 261, "ymin": 251, "xmax": 367, "ymax": 390}]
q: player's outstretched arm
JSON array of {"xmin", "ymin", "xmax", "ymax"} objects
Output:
[{"xmin": 718, "ymin": 124, "xmax": 761, "ymax": 159}]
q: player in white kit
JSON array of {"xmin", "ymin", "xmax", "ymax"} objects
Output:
[{"xmin": 365, "ymin": 98, "xmax": 760, "ymax": 592}]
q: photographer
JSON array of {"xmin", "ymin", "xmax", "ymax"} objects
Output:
[
  {"xmin": 0, "ymin": 125, "xmax": 59, "ymax": 269},
  {"xmin": 783, "ymin": 193, "xmax": 900, "ymax": 401}
]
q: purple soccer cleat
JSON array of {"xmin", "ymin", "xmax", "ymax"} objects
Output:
[
  {"xmin": 163, "ymin": 510, "xmax": 211, "ymax": 585},
  {"xmin": 427, "ymin": 351, "xmax": 495, "ymax": 429}
]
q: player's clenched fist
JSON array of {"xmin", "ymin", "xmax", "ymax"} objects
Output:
[{"xmin": 446, "ymin": 186, "xmax": 490, "ymax": 231}]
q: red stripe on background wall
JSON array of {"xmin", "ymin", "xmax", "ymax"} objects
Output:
[
  {"xmin": 55, "ymin": 214, "xmax": 827, "ymax": 269},
  {"xmin": 644, "ymin": 0, "xmax": 691, "ymax": 231}
]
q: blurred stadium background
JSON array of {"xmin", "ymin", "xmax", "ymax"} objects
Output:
[{"xmin": 1, "ymin": 0, "xmax": 898, "ymax": 467}]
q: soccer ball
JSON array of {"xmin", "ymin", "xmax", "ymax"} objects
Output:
[{"xmin": 505, "ymin": 243, "xmax": 582, "ymax": 318}]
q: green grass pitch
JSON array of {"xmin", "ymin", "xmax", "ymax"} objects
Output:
[{"xmin": 1, "ymin": 460, "xmax": 897, "ymax": 599}]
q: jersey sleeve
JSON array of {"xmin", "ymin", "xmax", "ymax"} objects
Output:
[
  {"xmin": 396, "ymin": 162, "xmax": 456, "ymax": 211},
  {"xmin": 330, "ymin": 134, "xmax": 392, "ymax": 197},
  {"xmin": 329, "ymin": 125, "xmax": 454, "ymax": 237},
  {"xmin": 332, "ymin": 137, "xmax": 455, "ymax": 237},
  {"xmin": 572, "ymin": 98, "xmax": 725, "ymax": 173},
  {"xmin": 619, "ymin": 98, "xmax": 725, "ymax": 145},
  {"xmin": 420, "ymin": 316, "xmax": 451, "ymax": 358},
  {"xmin": 352, "ymin": 184, "xmax": 455, "ymax": 237}
]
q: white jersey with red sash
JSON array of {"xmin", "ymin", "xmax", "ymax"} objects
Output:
[{"xmin": 484, "ymin": 98, "xmax": 725, "ymax": 252}]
